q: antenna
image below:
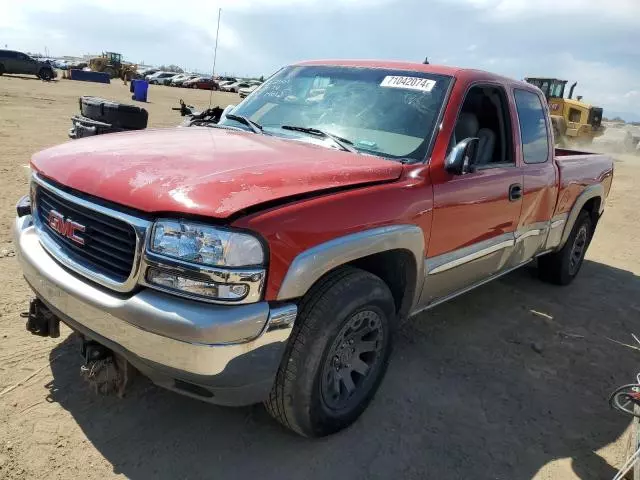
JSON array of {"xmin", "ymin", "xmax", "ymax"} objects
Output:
[{"xmin": 208, "ymin": 8, "xmax": 222, "ymax": 108}]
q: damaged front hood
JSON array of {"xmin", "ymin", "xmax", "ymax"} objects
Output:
[{"xmin": 31, "ymin": 127, "xmax": 403, "ymax": 218}]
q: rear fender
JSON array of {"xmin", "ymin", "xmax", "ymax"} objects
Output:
[{"xmin": 558, "ymin": 184, "xmax": 604, "ymax": 249}]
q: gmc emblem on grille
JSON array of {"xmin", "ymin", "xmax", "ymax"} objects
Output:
[{"xmin": 47, "ymin": 210, "xmax": 86, "ymax": 245}]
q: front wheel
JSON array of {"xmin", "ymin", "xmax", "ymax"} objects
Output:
[
  {"xmin": 538, "ymin": 210, "xmax": 592, "ymax": 285},
  {"xmin": 265, "ymin": 266, "xmax": 395, "ymax": 437}
]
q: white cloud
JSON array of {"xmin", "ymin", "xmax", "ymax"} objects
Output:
[
  {"xmin": 449, "ymin": 0, "xmax": 639, "ymax": 22},
  {"xmin": 2, "ymin": 0, "xmax": 638, "ymax": 119}
]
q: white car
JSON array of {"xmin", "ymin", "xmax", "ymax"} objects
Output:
[
  {"xmin": 169, "ymin": 74, "xmax": 197, "ymax": 87},
  {"xmin": 239, "ymin": 83, "xmax": 261, "ymax": 98},
  {"xmin": 147, "ymin": 72, "xmax": 179, "ymax": 85},
  {"xmin": 221, "ymin": 81, "xmax": 252, "ymax": 93}
]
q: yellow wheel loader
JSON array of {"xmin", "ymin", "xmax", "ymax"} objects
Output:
[
  {"xmin": 525, "ymin": 77, "xmax": 605, "ymax": 146},
  {"xmin": 89, "ymin": 52, "xmax": 136, "ymax": 81}
]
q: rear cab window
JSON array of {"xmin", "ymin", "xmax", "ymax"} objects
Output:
[{"xmin": 514, "ymin": 89, "xmax": 550, "ymax": 164}]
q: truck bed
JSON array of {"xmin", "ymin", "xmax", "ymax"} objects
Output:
[{"xmin": 553, "ymin": 148, "xmax": 614, "ymax": 218}]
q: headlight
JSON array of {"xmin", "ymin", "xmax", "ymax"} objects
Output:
[{"xmin": 149, "ymin": 219, "xmax": 264, "ymax": 267}]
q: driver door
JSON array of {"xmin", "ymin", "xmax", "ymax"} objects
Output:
[{"xmin": 420, "ymin": 84, "xmax": 523, "ymax": 306}]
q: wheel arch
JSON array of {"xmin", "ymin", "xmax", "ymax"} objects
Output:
[
  {"xmin": 276, "ymin": 225, "xmax": 425, "ymax": 319},
  {"xmin": 558, "ymin": 184, "xmax": 604, "ymax": 249}
]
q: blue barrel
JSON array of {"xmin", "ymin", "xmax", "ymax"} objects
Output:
[{"xmin": 133, "ymin": 80, "xmax": 148, "ymax": 102}]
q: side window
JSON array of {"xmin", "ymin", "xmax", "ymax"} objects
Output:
[
  {"xmin": 17, "ymin": 53, "xmax": 27, "ymax": 61},
  {"xmin": 1, "ymin": 51, "xmax": 18, "ymax": 59},
  {"xmin": 450, "ymin": 85, "xmax": 514, "ymax": 166},
  {"xmin": 514, "ymin": 89, "xmax": 550, "ymax": 164},
  {"xmin": 568, "ymin": 108, "xmax": 581, "ymax": 123}
]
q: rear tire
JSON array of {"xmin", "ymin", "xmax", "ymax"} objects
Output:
[
  {"xmin": 0, "ymin": 64, "xmax": 5, "ymax": 75},
  {"xmin": 538, "ymin": 210, "xmax": 592, "ymax": 285},
  {"xmin": 38, "ymin": 68, "xmax": 53, "ymax": 81},
  {"xmin": 264, "ymin": 266, "xmax": 395, "ymax": 437}
]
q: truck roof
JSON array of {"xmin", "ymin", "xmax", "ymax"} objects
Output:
[{"xmin": 294, "ymin": 59, "xmax": 531, "ymax": 89}]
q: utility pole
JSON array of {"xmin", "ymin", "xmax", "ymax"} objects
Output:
[{"xmin": 208, "ymin": 7, "xmax": 222, "ymax": 108}]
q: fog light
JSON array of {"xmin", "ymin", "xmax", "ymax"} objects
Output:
[{"xmin": 146, "ymin": 268, "xmax": 249, "ymax": 300}]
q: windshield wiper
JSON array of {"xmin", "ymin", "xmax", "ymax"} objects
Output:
[
  {"xmin": 225, "ymin": 113, "xmax": 263, "ymax": 134},
  {"xmin": 280, "ymin": 125, "xmax": 358, "ymax": 153}
]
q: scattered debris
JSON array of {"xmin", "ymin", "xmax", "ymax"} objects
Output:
[
  {"xmin": 531, "ymin": 342, "xmax": 544, "ymax": 354},
  {"xmin": 605, "ymin": 336, "xmax": 640, "ymax": 352},
  {"xmin": 530, "ymin": 309, "xmax": 553, "ymax": 320},
  {"xmin": 558, "ymin": 331, "xmax": 585, "ymax": 339}
]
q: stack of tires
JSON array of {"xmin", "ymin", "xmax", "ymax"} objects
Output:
[{"xmin": 69, "ymin": 96, "xmax": 148, "ymax": 139}]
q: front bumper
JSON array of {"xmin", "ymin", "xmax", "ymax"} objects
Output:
[{"xmin": 14, "ymin": 215, "xmax": 297, "ymax": 406}]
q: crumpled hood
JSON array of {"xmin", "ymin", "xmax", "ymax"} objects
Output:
[{"xmin": 31, "ymin": 127, "xmax": 403, "ymax": 218}]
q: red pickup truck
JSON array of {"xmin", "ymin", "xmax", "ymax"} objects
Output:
[{"xmin": 14, "ymin": 60, "xmax": 613, "ymax": 437}]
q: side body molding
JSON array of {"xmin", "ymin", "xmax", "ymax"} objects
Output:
[
  {"xmin": 276, "ymin": 225, "xmax": 426, "ymax": 306},
  {"xmin": 557, "ymin": 183, "xmax": 604, "ymax": 250}
]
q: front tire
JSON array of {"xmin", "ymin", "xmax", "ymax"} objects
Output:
[
  {"xmin": 265, "ymin": 266, "xmax": 395, "ymax": 437},
  {"xmin": 538, "ymin": 210, "xmax": 592, "ymax": 285}
]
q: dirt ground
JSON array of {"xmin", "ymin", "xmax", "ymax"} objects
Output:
[{"xmin": 0, "ymin": 74, "xmax": 639, "ymax": 480}]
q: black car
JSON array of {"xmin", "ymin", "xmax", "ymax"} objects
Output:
[{"xmin": 0, "ymin": 50, "xmax": 56, "ymax": 80}]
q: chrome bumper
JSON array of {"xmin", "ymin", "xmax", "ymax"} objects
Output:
[{"xmin": 14, "ymin": 215, "xmax": 297, "ymax": 405}]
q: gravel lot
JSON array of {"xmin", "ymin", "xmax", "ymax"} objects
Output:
[{"xmin": 0, "ymin": 74, "xmax": 639, "ymax": 480}]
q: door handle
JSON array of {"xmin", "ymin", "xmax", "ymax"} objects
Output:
[{"xmin": 509, "ymin": 183, "xmax": 522, "ymax": 202}]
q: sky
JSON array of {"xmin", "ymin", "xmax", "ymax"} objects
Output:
[{"xmin": 2, "ymin": 0, "xmax": 639, "ymax": 120}]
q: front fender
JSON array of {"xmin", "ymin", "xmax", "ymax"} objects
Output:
[{"xmin": 276, "ymin": 225, "xmax": 425, "ymax": 308}]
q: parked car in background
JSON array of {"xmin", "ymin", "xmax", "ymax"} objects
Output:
[
  {"xmin": 216, "ymin": 76, "xmax": 236, "ymax": 84},
  {"xmin": 171, "ymin": 74, "xmax": 199, "ymax": 87},
  {"xmin": 145, "ymin": 70, "xmax": 175, "ymax": 82},
  {"xmin": 0, "ymin": 49, "xmax": 56, "ymax": 80},
  {"xmin": 184, "ymin": 76, "xmax": 219, "ymax": 90},
  {"xmin": 239, "ymin": 83, "xmax": 261, "ymax": 98},
  {"xmin": 51, "ymin": 60, "xmax": 67, "ymax": 70},
  {"xmin": 148, "ymin": 72, "xmax": 179, "ymax": 85},
  {"xmin": 139, "ymin": 68, "xmax": 159, "ymax": 78},
  {"xmin": 221, "ymin": 81, "xmax": 252, "ymax": 93}
]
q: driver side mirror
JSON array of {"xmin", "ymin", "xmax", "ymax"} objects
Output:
[{"xmin": 445, "ymin": 137, "xmax": 479, "ymax": 175}]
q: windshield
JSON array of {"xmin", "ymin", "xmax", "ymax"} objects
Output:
[{"xmin": 221, "ymin": 65, "xmax": 451, "ymax": 161}]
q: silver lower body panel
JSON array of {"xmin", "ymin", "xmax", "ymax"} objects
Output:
[{"xmin": 14, "ymin": 215, "xmax": 297, "ymax": 406}]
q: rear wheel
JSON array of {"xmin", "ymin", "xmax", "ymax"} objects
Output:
[
  {"xmin": 538, "ymin": 210, "xmax": 592, "ymax": 285},
  {"xmin": 264, "ymin": 266, "xmax": 395, "ymax": 437},
  {"xmin": 0, "ymin": 64, "xmax": 5, "ymax": 75},
  {"xmin": 103, "ymin": 67, "xmax": 116, "ymax": 78},
  {"xmin": 38, "ymin": 68, "xmax": 53, "ymax": 81}
]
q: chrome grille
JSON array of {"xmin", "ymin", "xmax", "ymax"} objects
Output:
[{"xmin": 34, "ymin": 182, "xmax": 137, "ymax": 283}]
